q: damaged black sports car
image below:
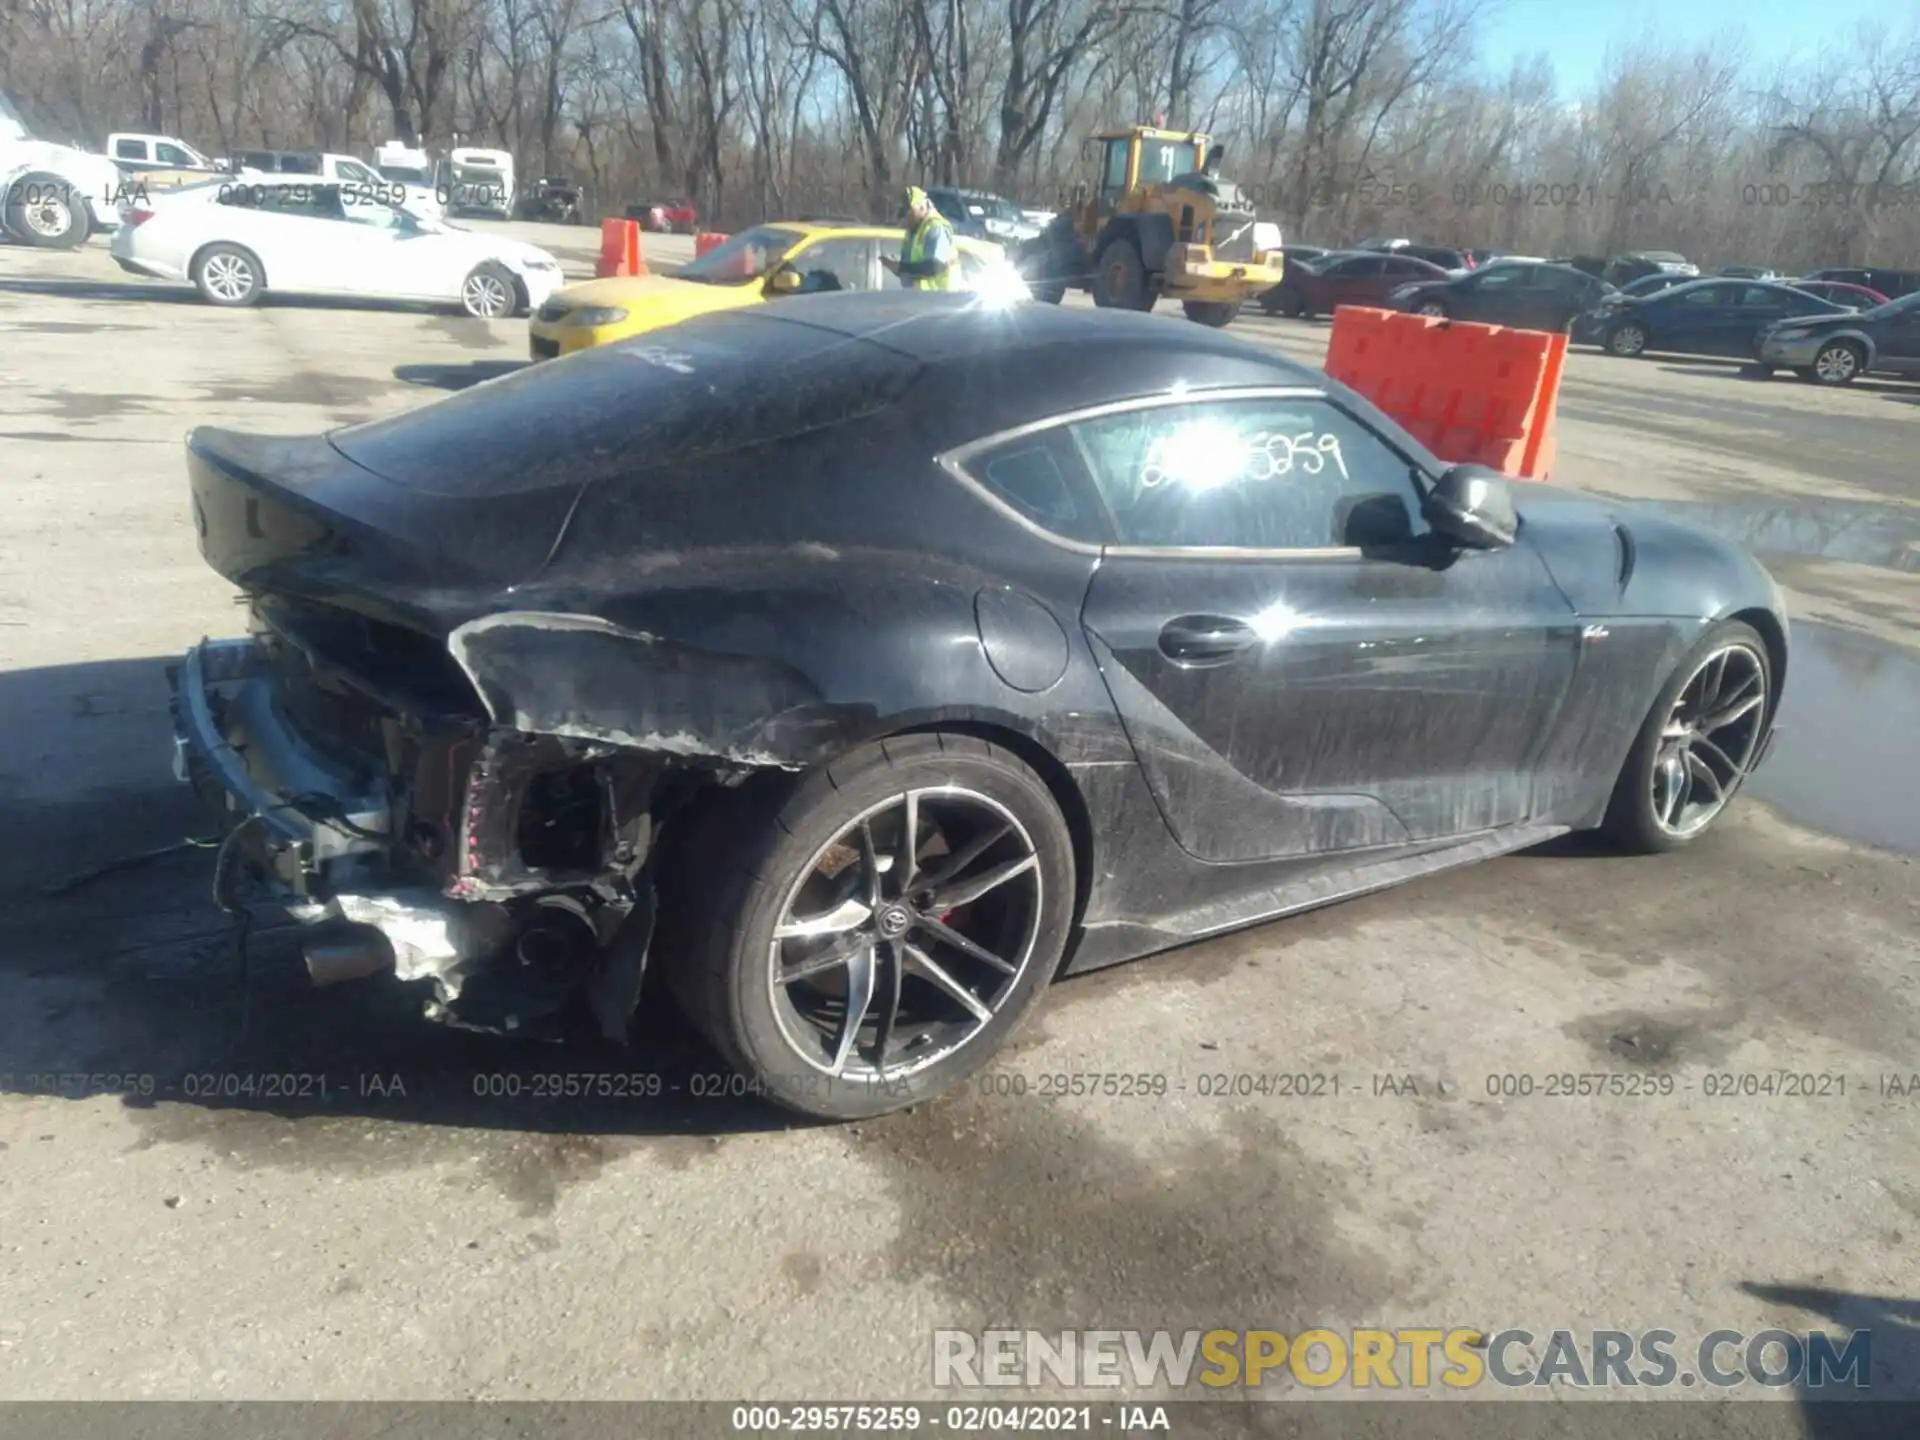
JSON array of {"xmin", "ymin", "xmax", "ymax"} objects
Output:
[{"xmin": 170, "ymin": 291, "xmax": 1788, "ymax": 1119}]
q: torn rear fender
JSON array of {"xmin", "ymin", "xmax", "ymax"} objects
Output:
[{"xmin": 446, "ymin": 612, "xmax": 874, "ymax": 769}]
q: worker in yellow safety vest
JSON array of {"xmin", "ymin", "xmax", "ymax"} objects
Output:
[{"xmin": 882, "ymin": 186, "xmax": 957, "ymax": 291}]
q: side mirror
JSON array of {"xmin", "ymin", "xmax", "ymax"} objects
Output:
[
  {"xmin": 1424, "ymin": 464, "xmax": 1518, "ymax": 549},
  {"xmin": 766, "ymin": 266, "xmax": 802, "ymax": 295}
]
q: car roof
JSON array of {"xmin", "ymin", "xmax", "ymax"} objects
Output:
[{"xmin": 738, "ymin": 292, "xmax": 1324, "ymax": 447}]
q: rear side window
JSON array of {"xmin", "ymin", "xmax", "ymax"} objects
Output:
[{"xmin": 963, "ymin": 430, "xmax": 1112, "ymax": 545}]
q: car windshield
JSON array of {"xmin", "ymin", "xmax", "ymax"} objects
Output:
[
  {"xmin": 378, "ymin": 165, "xmax": 429, "ymax": 185},
  {"xmin": 674, "ymin": 225, "xmax": 804, "ymax": 284}
]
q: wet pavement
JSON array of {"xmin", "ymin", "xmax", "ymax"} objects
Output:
[{"xmin": 1750, "ymin": 624, "xmax": 1920, "ymax": 856}]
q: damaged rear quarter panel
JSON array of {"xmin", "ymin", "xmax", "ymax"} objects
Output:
[{"xmin": 443, "ymin": 557, "xmax": 1114, "ymax": 771}]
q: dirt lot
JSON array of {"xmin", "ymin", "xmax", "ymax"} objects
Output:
[{"xmin": 1, "ymin": 223, "xmax": 1916, "ymax": 1423}]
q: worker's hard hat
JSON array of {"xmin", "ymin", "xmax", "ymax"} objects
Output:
[{"xmin": 904, "ymin": 186, "xmax": 930, "ymax": 211}]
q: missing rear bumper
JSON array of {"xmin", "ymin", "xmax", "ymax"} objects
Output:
[{"xmin": 167, "ymin": 633, "xmax": 705, "ymax": 1038}]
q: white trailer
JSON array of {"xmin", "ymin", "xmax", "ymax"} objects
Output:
[{"xmin": 436, "ymin": 148, "xmax": 515, "ymax": 218}]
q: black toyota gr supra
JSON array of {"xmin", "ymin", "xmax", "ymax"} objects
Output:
[{"xmin": 171, "ymin": 292, "xmax": 1788, "ymax": 1119}]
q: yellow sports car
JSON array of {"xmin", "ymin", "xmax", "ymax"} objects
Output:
[{"xmin": 528, "ymin": 219, "xmax": 1026, "ymax": 359}]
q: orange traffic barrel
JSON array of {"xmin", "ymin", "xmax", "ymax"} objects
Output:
[{"xmin": 595, "ymin": 219, "xmax": 646, "ymax": 278}]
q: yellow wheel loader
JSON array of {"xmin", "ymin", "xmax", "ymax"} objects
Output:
[{"xmin": 1015, "ymin": 125, "xmax": 1286, "ymax": 327}]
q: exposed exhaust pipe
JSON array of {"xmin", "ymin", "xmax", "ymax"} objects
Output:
[{"xmin": 304, "ymin": 931, "xmax": 396, "ymax": 987}]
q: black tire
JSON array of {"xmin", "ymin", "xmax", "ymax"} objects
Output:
[
  {"xmin": 1413, "ymin": 298, "xmax": 1448, "ymax": 318},
  {"xmin": 1606, "ymin": 321, "xmax": 1649, "ymax": 357},
  {"xmin": 460, "ymin": 260, "xmax": 519, "ymax": 318},
  {"xmin": 663, "ymin": 733, "xmax": 1076, "ymax": 1121},
  {"xmin": 1092, "ymin": 236, "xmax": 1151, "ymax": 310},
  {"xmin": 4, "ymin": 172, "xmax": 92, "ymax": 249},
  {"xmin": 1599, "ymin": 620, "xmax": 1773, "ymax": 855},
  {"xmin": 1808, "ymin": 340, "xmax": 1864, "ymax": 386},
  {"xmin": 1017, "ymin": 240, "xmax": 1069, "ymax": 305},
  {"xmin": 191, "ymin": 243, "xmax": 264, "ymax": 307},
  {"xmin": 1183, "ymin": 298, "xmax": 1240, "ymax": 327}
]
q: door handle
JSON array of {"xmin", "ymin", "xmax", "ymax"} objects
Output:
[{"xmin": 1158, "ymin": 615, "xmax": 1258, "ymax": 665}]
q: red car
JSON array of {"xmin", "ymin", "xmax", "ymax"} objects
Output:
[
  {"xmin": 627, "ymin": 198, "xmax": 699, "ymax": 234},
  {"xmin": 1260, "ymin": 249, "xmax": 1451, "ymax": 319},
  {"xmin": 1790, "ymin": 279, "xmax": 1888, "ymax": 310}
]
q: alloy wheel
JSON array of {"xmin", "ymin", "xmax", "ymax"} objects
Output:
[
  {"xmin": 204, "ymin": 253, "xmax": 254, "ymax": 301},
  {"xmin": 463, "ymin": 272, "xmax": 514, "ymax": 318},
  {"xmin": 1649, "ymin": 643, "xmax": 1768, "ymax": 839},
  {"xmin": 1611, "ymin": 325, "xmax": 1647, "ymax": 356},
  {"xmin": 766, "ymin": 786, "xmax": 1043, "ymax": 1081},
  {"xmin": 1814, "ymin": 345, "xmax": 1859, "ymax": 383},
  {"xmin": 1417, "ymin": 300, "xmax": 1446, "ymax": 317}
]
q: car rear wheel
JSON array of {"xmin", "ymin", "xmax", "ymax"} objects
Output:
[
  {"xmin": 1809, "ymin": 341, "xmax": 1863, "ymax": 385},
  {"xmin": 1414, "ymin": 299, "xmax": 1448, "ymax": 318},
  {"xmin": 663, "ymin": 733, "xmax": 1075, "ymax": 1121},
  {"xmin": 1599, "ymin": 620, "xmax": 1772, "ymax": 854},
  {"xmin": 4, "ymin": 173, "xmax": 91, "ymax": 250},
  {"xmin": 460, "ymin": 262, "xmax": 518, "ymax": 318},
  {"xmin": 1183, "ymin": 299, "xmax": 1240, "ymax": 327},
  {"xmin": 191, "ymin": 244, "xmax": 263, "ymax": 306},
  {"xmin": 1606, "ymin": 322, "xmax": 1649, "ymax": 357}
]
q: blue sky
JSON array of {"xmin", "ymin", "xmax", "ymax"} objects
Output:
[{"xmin": 1477, "ymin": 0, "xmax": 1898, "ymax": 95}]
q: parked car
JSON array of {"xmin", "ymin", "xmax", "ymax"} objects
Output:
[
  {"xmin": 1591, "ymin": 279, "xmax": 1849, "ymax": 360},
  {"xmin": 516, "ymin": 176, "xmax": 584, "ymax": 224},
  {"xmin": 1605, "ymin": 251, "xmax": 1698, "ymax": 286},
  {"xmin": 168, "ymin": 289, "xmax": 1790, "ymax": 1119},
  {"xmin": 528, "ymin": 219, "xmax": 1023, "ymax": 359},
  {"xmin": 1386, "ymin": 260, "xmax": 1610, "ymax": 332},
  {"xmin": 1252, "ymin": 244, "xmax": 1336, "ymax": 310},
  {"xmin": 1788, "ymin": 279, "xmax": 1887, "ymax": 310},
  {"xmin": 1356, "ymin": 237, "xmax": 1475, "ymax": 271},
  {"xmin": 928, "ymin": 185, "xmax": 1043, "ymax": 245},
  {"xmin": 1260, "ymin": 249, "xmax": 1449, "ymax": 318},
  {"xmin": 109, "ymin": 176, "xmax": 561, "ymax": 316},
  {"xmin": 629, "ymin": 198, "xmax": 698, "ymax": 233},
  {"xmin": 221, "ymin": 148, "xmax": 441, "ymax": 218},
  {"xmin": 1797, "ymin": 266, "xmax": 1920, "ymax": 301},
  {"xmin": 1715, "ymin": 264, "xmax": 1781, "ymax": 281},
  {"xmin": 1756, "ymin": 289, "xmax": 1920, "ymax": 385},
  {"xmin": 1557, "ymin": 254, "xmax": 1611, "ymax": 281},
  {"xmin": 1570, "ymin": 272, "xmax": 1701, "ymax": 344}
]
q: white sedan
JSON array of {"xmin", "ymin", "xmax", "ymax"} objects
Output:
[{"xmin": 108, "ymin": 177, "xmax": 563, "ymax": 317}]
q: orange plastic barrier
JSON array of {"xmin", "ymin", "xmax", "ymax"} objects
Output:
[
  {"xmin": 595, "ymin": 218, "xmax": 646, "ymax": 278},
  {"xmin": 1323, "ymin": 306, "xmax": 1568, "ymax": 480},
  {"xmin": 694, "ymin": 231, "xmax": 729, "ymax": 257}
]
